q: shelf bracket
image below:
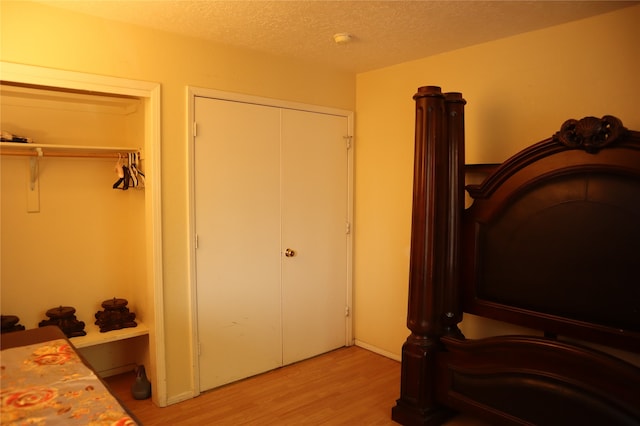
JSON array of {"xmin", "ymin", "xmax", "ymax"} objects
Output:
[
  {"xmin": 27, "ymin": 147, "xmax": 42, "ymax": 212},
  {"xmin": 29, "ymin": 147, "xmax": 42, "ymax": 190}
]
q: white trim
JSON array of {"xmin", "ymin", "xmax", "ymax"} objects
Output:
[
  {"xmin": 166, "ymin": 391, "xmax": 199, "ymax": 406},
  {"xmin": 345, "ymin": 119, "xmax": 354, "ymax": 349},
  {"xmin": 146, "ymin": 82, "xmax": 167, "ymax": 407},
  {"xmin": 187, "ymin": 86, "xmax": 354, "ymax": 397},
  {"xmin": 1, "ymin": 62, "xmax": 167, "ymax": 407},
  {"xmin": 354, "ymin": 340, "xmax": 402, "ymax": 362},
  {"xmin": 0, "ymin": 62, "xmax": 157, "ymax": 97},
  {"xmin": 188, "ymin": 86, "xmax": 353, "ymax": 118},
  {"xmin": 186, "ymin": 86, "xmax": 201, "ymax": 397}
]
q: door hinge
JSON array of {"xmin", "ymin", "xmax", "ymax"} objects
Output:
[
  {"xmin": 193, "ymin": 122, "xmax": 198, "ymax": 137},
  {"xmin": 195, "ymin": 234, "xmax": 199, "ymax": 249},
  {"xmin": 346, "ymin": 222, "xmax": 351, "ymax": 234},
  {"xmin": 345, "ymin": 306, "xmax": 350, "ymax": 317},
  {"xmin": 344, "ymin": 135, "xmax": 353, "ymax": 149}
]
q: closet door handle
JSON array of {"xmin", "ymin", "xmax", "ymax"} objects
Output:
[{"xmin": 284, "ymin": 248, "xmax": 297, "ymax": 257}]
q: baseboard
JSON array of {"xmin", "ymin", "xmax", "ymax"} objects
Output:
[
  {"xmin": 97, "ymin": 363, "xmax": 137, "ymax": 378},
  {"xmin": 354, "ymin": 340, "xmax": 401, "ymax": 362}
]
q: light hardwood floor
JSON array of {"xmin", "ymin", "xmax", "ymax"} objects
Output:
[{"xmin": 106, "ymin": 346, "xmax": 486, "ymax": 425}]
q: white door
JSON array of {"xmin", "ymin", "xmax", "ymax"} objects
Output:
[
  {"xmin": 194, "ymin": 98, "xmax": 282, "ymax": 391},
  {"xmin": 194, "ymin": 96, "xmax": 350, "ymax": 392},
  {"xmin": 281, "ymin": 109, "xmax": 349, "ymax": 365}
]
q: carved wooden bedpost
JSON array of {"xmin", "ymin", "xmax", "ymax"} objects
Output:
[
  {"xmin": 442, "ymin": 91, "xmax": 466, "ymax": 338},
  {"xmin": 392, "ymin": 86, "xmax": 466, "ymax": 425}
]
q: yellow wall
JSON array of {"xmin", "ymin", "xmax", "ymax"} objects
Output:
[
  {"xmin": 353, "ymin": 5, "xmax": 640, "ymax": 357},
  {"xmin": 0, "ymin": 1, "xmax": 354, "ymax": 403}
]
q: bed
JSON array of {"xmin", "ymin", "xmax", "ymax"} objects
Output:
[
  {"xmin": 1, "ymin": 326, "xmax": 139, "ymax": 425},
  {"xmin": 391, "ymin": 86, "xmax": 640, "ymax": 425}
]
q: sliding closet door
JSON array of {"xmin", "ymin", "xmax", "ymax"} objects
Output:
[
  {"xmin": 281, "ymin": 109, "xmax": 349, "ymax": 365},
  {"xmin": 194, "ymin": 97, "xmax": 282, "ymax": 391}
]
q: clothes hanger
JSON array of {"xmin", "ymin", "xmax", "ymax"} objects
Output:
[
  {"xmin": 128, "ymin": 152, "xmax": 138, "ymax": 188},
  {"xmin": 113, "ymin": 154, "xmax": 131, "ymax": 190},
  {"xmin": 131, "ymin": 152, "xmax": 145, "ymax": 188}
]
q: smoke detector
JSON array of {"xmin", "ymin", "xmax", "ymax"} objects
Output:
[{"xmin": 333, "ymin": 33, "xmax": 353, "ymax": 44}]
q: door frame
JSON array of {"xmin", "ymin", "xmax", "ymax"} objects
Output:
[{"xmin": 186, "ymin": 86, "xmax": 354, "ymax": 395}]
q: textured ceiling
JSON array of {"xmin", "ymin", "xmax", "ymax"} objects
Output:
[{"xmin": 30, "ymin": 0, "xmax": 638, "ymax": 73}]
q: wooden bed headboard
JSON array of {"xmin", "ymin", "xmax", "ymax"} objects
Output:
[{"xmin": 392, "ymin": 86, "xmax": 640, "ymax": 426}]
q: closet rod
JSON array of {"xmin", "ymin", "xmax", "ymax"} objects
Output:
[{"xmin": 1, "ymin": 149, "xmax": 134, "ymax": 159}]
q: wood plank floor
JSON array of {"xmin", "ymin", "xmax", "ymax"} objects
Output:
[{"xmin": 106, "ymin": 346, "xmax": 486, "ymax": 425}]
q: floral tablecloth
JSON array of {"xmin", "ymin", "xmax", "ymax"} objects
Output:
[{"xmin": 1, "ymin": 338, "xmax": 137, "ymax": 425}]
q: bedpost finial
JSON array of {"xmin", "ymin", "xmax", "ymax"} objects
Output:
[
  {"xmin": 418, "ymin": 85, "xmax": 441, "ymax": 93},
  {"xmin": 414, "ymin": 85, "xmax": 444, "ymax": 100},
  {"xmin": 444, "ymin": 92, "xmax": 467, "ymax": 105},
  {"xmin": 554, "ymin": 115, "xmax": 626, "ymax": 153}
]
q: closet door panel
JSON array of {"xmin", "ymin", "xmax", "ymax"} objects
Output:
[
  {"xmin": 194, "ymin": 97, "xmax": 282, "ymax": 391},
  {"xmin": 281, "ymin": 109, "xmax": 349, "ymax": 365}
]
